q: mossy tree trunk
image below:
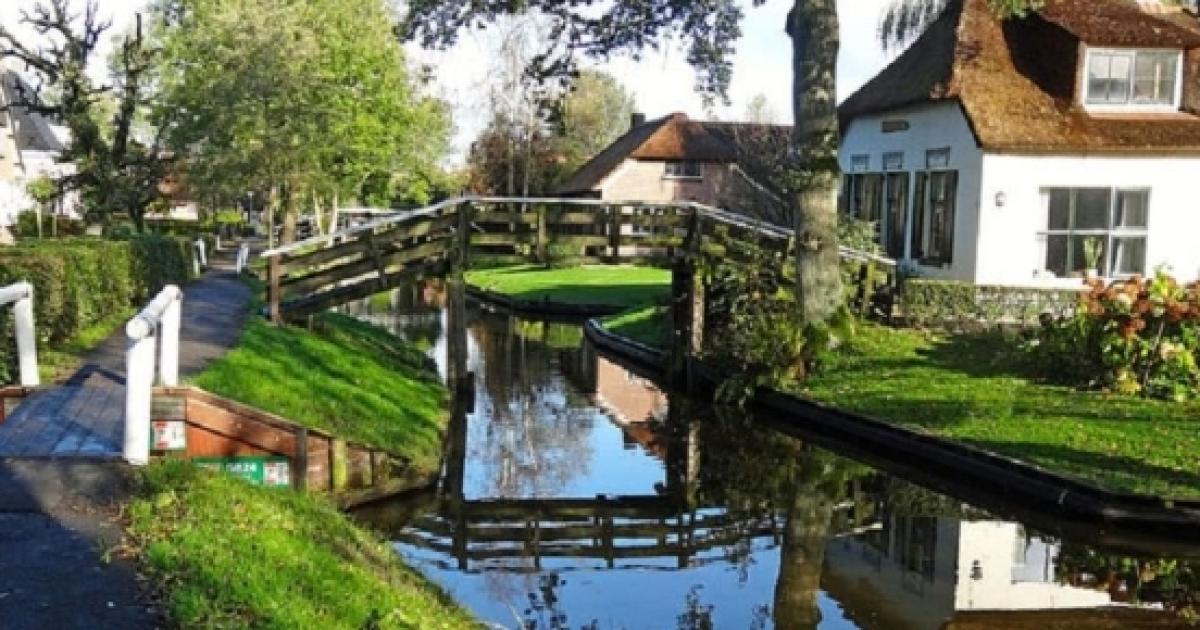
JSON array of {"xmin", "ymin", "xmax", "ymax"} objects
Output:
[{"xmin": 788, "ymin": 0, "xmax": 843, "ymax": 325}]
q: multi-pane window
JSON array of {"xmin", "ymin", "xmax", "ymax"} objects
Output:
[
  {"xmin": 1086, "ymin": 49, "xmax": 1180, "ymax": 106},
  {"xmin": 1040, "ymin": 187, "xmax": 1149, "ymax": 278},
  {"xmin": 912, "ymin": 170, "xmax": 957, "ymax": 265},
  {"xmin": 663, "ymin": 160, "xmax": 701, "ymax": 178}
]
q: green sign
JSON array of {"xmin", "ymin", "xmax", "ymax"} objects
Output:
[{"xmin": 194, "ymin": 456, "xmax": 292, "ymax": 487}]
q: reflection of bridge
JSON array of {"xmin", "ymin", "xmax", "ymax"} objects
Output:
[{"xmin": 399, "ymin": 497, "xmax": 787, "ymax": 571}]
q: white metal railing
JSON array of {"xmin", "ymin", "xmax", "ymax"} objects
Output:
[
  {"xmin": 193, "ymin": 238, "xmax": 207, "ymax": 275},
  {"xmin": 0, "ymin": 282, "xmax": 39, "ymax": 386},
  {"xmin": 124, "ymin": 285, "xmax": 182, "ymax": 465},
  {"xmin": 235, "ymin": 242, "xmax": 250, "ymax": 274}
]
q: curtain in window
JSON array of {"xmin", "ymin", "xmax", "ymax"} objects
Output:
[{"xmin": 884, "ymin": 173, "xmax": 908, "ymax": 258}]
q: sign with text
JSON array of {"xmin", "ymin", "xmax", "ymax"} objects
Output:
[
  {"xmin": 152, "ymin": 420, "xmax": 187, "ymax": 451},
  {"xmin": 193, "ymin": 457, "xmax": 291, "ymax": 487}
]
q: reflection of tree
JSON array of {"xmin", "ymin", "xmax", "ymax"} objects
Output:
[
  {"xmin": 774, "ymin": 449, "xmax": 866, "ymax": 629},
  {"xmin": 519, "ymin": 573, "xmax": 600, "ymax": 630},
  {"xmin": 1054, "ymin": 547, "xmax": 1199, "ymax": 621},
  {"xmin": 676, "ymin": 585, "xmax": 715, "ymax": 630},
  {"xmin": 468, "ymin": 311, "xmax": 594, "ymax": 498}
]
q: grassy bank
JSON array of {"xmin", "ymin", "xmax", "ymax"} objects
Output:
[
  {"xmin": 799, "ymin": 324, "xmax": 1200, "ymax": 499},
  {"xmin": 466, "ymin": 264, "xmax": 670, "ymax": 309},
  {"xmin": 128, "ymin": 461, "xmax": 473, "ymax": 629},
  {"xmin": 598, "ymin": 311, "xmax": 1200, "ymax": 498},
  {"xmin": 191, "ymin": 310, "xmax": 449, "ymax": 474},
  {"xmin": 600, "ymin": 304, "xmax": 670, "ymax": 348}
]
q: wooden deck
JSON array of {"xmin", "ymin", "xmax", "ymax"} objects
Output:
[{"xmin": 0, "ymin": 367, "xmax": 124, "ymax": 459}]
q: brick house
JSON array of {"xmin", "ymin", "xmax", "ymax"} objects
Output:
[{"xmin": 557, "ymin": 112, "xmax": 788, "ymax": 208}]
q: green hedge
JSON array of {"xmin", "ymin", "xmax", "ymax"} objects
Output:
[
  {"xmin": 900, "ymin": 278, "xmax": 1081, "ymax": 329},
  {"xmin": 0, "ymin": 236, "xmax": 198, "ymax": 382}
]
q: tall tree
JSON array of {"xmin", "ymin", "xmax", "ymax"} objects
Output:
[
  {"xmin": 0, "ymin": 0, "xmax": 166, "ymax": 231},
  {"xmin": 552, "ymin": 69, "xmax": 635, "ymax": 172},
  {"xmin": 401, "ymin": 0, "xmax": 1038, "ymax": 327},
  {"xmin": 152, "ymin": 0, "xmax": 450, "ymax": 244}
]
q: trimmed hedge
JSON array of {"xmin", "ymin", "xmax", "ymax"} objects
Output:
[
  {"xmin": 0, "ymin": 236, "xmax": 198, "ymax": 382},
  {"xmin": 900, "ymin": 278, "xmax": 1081, "ymax": 329}
]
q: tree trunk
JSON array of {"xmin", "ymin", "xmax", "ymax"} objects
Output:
[
  {"xmin": 281, "ymin": 184, "xmax": 297, "ymax": 245},
  {"xmin": 788, "ymin": 0, "xmax": 843, "ymax": 325}
]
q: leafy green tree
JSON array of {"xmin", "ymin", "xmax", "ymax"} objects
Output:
[
  {"xmin": 0, "ymin": 0, "xmax": 166, "ymax": 232},
  {"xmin": 152, "ymin": 0, "xmax": 450, "ymax": 244},
  {"xmin": 552, "ymin": 70, "xmax": 635, "ymax": 173},
  {"xmin": 401, "ymin": 0, "xmax": 1039, "ymax": 327}
]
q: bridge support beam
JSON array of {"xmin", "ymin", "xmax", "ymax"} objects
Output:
[{"xmin": 668, "ymin": 264, "xmax": 704, "ymax": 393}]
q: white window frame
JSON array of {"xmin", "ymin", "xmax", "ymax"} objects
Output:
[
  {"xmin": 1037, "ymin": 187, "xmax": 1150, "ymax": 279},
  {"xmin": 1081, "ymin": 47, "xmax": 1184, "ymax": 112},
  {"xmin": 663, "ymin": 160, "xmax": 702, "ymax": 180}
]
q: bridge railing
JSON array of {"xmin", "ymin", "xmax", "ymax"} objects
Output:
[
  {"xmin": 259, "ymin": 196, "xmax": 897, "ymax": 322},
  {"xmin": 124, "ymin": 285, "xmax": 182, "ymax": 465},
  {"xmin": 0, "ymin": 282, "xmax": 39, "ymax": 387}
]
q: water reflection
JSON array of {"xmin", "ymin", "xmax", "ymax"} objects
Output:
[{"xmin": 345, "ymin": 283, "xmax": 1198, "ymax": 629}]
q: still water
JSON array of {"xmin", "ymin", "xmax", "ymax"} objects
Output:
[{"xmin": 346, "ymin": 284, "xmax": 1199, "ymax": 629}]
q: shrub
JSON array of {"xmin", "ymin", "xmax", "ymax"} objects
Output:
[
  {"xmin": 13, "ymin": 211, "xmax": 87, "ymax": 238},
  {"xmin": 901, "ymin": 278, "xmax": 1079, "ymax": 329},
  {"xmin": 0, "ymin": 236, "xmax": 198, "ymax": 383},
  {"xmin": 543, "ymin": 242, "xmax": 578, "ymax": 269},
  {"xmin": 1032, "ymin": 271, "xmax": 1200, "ymax": 401},
  {"xmin": 702, "ymin": 228, "xmax": 851, "ymax": 403}
]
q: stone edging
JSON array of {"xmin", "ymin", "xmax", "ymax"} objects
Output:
[{"xmin": 582, "ymin": 319, "xmax": 1200, "ymax": 541}]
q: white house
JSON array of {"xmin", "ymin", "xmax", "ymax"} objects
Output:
[
  {"xmin": 838, "ymin": 0, "xmax": 1200, "ymax": 288},
  {"xmin": 0, "ymin": 65, "xmax": 77, "ymax": 227}
]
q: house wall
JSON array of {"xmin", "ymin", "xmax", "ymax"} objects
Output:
[
  {"xmin": 977, "ymin": 152, "xmax": 1200, "ymax": 287},
  {"xmin": 839, "ymin": 101, "xmax": 985, "ymax": 282},
  {"xmin": 598, "ymin": 158, "xmax": 735, "ymax": 205}
]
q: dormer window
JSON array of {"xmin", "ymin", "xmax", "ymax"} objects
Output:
[{"xmin": 1085, "ymin": 48, "xmax": 1182, "ymax": 109}]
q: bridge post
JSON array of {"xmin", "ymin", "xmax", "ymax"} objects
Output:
[
  {"xmin": 267, "ymin": 255, "xmax": 282, "ymax": 324},
  {"xmin": 455, "ymin": 201, "xmax": 473, "ymax": 271},
  {"xmin": 607, "ymin": 205, "xmax": 621, "ymax": 262},
  {"xmin": 668, "ymin": 264, "xmax": 704, "ymax": 392}
]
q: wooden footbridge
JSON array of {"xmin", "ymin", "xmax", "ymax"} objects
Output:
[{"xmin": 262, "ymin": 196, "xmax": 896, "ymax": 322}]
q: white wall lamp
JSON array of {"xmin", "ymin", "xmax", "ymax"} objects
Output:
[{"xmin": 994, "ymin": 191, "xmax": 1007, "ymax": 208}]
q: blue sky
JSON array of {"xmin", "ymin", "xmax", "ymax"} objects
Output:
[{"xmin": 4, "ymin": 0, "xmax": 899, "ymax": 162}]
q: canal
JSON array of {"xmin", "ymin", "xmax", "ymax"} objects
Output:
[{"xmin": 345, "ymin": 283, "xmax": 1199, "ymax": 629}]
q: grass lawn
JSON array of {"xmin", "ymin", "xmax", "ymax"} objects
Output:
[
  {"xmin": 798, "ymin": 324, "xmax": 1200, "ymax": 499},
  {"xmin": 600, "ymin": 304, "xmax": 670, "ymax": 349},
  {"xmin": 598, "ymin": 310, "xmax": 1200, "ymax": 499},
  {"xmin": 466, "ymin": 264, "xmax": 670, "ymax": 309},
  {"xmin": 127, "ymin": 461, "xmax": 473, "ymax": 629},
  {"xmin": 191, "ymin": 310, "xmax": 449, "ymax": 474}
]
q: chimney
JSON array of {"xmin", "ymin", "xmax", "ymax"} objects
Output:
[{"xmin": 630, "ymin": 112, "xmax": 647, "ymax": 129}]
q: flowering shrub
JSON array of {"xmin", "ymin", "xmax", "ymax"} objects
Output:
[{"xmin": 1033, "ymin": 271, "xmax": 1200, "ymax": 401}]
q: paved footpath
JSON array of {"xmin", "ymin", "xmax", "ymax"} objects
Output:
[{"xmin": 0, "ymin": 242, "xmax": 257, "ymax": 629}]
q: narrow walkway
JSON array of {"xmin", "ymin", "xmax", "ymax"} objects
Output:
[
  {"xmin": 0, "ymin": 241, "xmax": 259, "ymax": 629},
  {"xmin": 0, "ymin": 245, "xmax": 255, "ymax": 458}
]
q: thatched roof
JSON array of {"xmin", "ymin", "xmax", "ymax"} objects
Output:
[
  {"xmin": 839, "ymin": 0, "xmax": 1200, "ymax": 154},
  {"xmin": 557, "ymin": 113, "xmax": 791, "ymax": 194}
]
